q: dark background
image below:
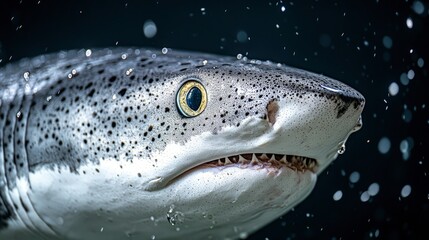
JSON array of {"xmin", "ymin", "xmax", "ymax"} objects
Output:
[{"xmin": 1, "ymin": 0, "xmax": 428, "ymax": 239}]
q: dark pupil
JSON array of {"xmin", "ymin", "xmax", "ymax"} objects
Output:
[{"xmin": 186, "ymin": 87, "xmax": 202, "ymax": 111}]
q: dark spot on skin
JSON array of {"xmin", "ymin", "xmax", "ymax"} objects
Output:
[
  {"xmin": 118, "ymin": 88, "xmax": 127, "ymax": 97},
  {"xmin": 87, "ymin": 89, "xmax": 96, "ymax": 97},
  {"xmin": 336, "ymin": 102, "xmax": 351, "ymax": 118},
  {"xmin": 84, "ymin": 82, "xmax": 93, "ymax": 90},
  {"xmin": 109, "ymin": 76, "xmax": 117, "ymax": 82}
]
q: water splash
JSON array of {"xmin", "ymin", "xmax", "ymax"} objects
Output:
[{"xmin": 166, "ymin": 205, "xmax": 185, "ymax": 226}]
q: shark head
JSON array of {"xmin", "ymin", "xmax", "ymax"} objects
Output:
[{"xmin": 6, "ymin": 49, "xmax": 364, "ymax": 239}]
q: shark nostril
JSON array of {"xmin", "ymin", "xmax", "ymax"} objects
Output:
[{"xmin": 266, "ymin": 100, "xmax": 279, "ymax": 125}]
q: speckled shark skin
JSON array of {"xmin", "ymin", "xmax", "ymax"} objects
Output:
[{"xmin": 0, "ymin": 48, "xmax": 364, "ymax": 240}]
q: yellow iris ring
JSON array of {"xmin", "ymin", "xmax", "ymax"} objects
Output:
[{"xmin": 176, "ymin": 80, "xmax": 207, "ymax": 117}]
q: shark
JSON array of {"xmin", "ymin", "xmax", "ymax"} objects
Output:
[{"xmin": 0, "ymin": 48, "xmax": 364, "ymax": 239}]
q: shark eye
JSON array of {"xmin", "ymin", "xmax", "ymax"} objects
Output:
[{"xmin": 176, "ymin": 80, "xmax": 207, "ymax": 117}]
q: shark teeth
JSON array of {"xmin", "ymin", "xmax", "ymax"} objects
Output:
[{"xmin": 207, "ymin": 153, "xmax": 317, "ymax": 172}]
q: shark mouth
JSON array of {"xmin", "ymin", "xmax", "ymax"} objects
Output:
[{"xmin": 199, "ymin": 153, "xmax": 318, "ymax": 172}]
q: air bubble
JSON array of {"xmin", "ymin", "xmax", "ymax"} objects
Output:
[{"xmin": 162, "ymin": 47, "xmax": 168, "ymax": 54}]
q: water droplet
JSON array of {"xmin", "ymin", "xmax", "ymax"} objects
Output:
[
  {"xmin": 378, "ymin": 137, "xmax": 391, "ymax": 154},
  {"xmin": 319, "ymin": 34, "xmax": 332, "ymax": 48},
  {"xmin": 281, "ymin": 6, "xmax": 286, "ymax": 12},
  {"xmin": 333, "ymin": 190, "xmax": 343, "ymax": 201},
  {"xmin": 417, "ymin": 58, "xmax": 424, "ymax": 68},
  {"xmin": 349, "ymin": 171, "xmax": 360, "ymax": 183},
  {"xmin": 400, "ymin": 72, "xmax": 409, "ymax": 85},
  {"xmin": 412, "ymin": 1, "xmax": 425, "ymax": 15},
  {"xmin": 16, "ymin": 111, "xmax": 22, "ymax": 120},
  {"xmin": 402, "ymin": 109, "xmax": 412, "ymax": 123},
  {"xmin": 143, "ymin": 20, "xmax": 157, "ymax": 38},
  {"xmin": 239, "ymin": 232, "xmax": 248, "ymax": 239},
  {"xmin": 337, "ymin": 144, "xmax": 346, "ymax": 154},
  {"xmin": 236, "ymin": 30, "xmax": 248, "ymax": 43},
  {"xmin": 368, "ymin": 183, "xmax": 380, "ymax": 196},
  {"xmin": 125, "ymin": 68, "xmax": 133, "ymax": 76},
  {"xmin": 85, "ymin": 49, "xmax": 92, "ymax": 57},
  {"xmin": 23, "ymin": 71, "xmax": 30, "ymax": 81},
  {"xmin": 406, "ymin": 17, "xmax": 413, "ymax": 29},
  {"xmin": 401, "ymin": 185, "xmax": 411, "ymax": 198},
  {"xmin": 166, "ymin": 205, "xmax": 185, "ymax": 226},
  {"xmin": 407, "ymin": 69, "xmax": 415, "ymax": 80},
  {"xmin": 360, "ymin": 191, "xmax": 370, "ymax": 202},
  {"xmin": 382, "ymin": 36, "xmax": 393, "ymax": 49},
  {"xmin": 388, "ymin": 82, "xmax": 399, "ymax": 96}
]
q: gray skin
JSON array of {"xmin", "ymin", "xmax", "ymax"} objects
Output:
[{"xmin": 0, "ymin": 48, "xmax": 364, "ymax": 239}]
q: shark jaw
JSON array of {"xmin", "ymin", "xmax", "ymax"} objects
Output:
[{"xmin": 18, "ymin": 86, "xmax": 363, "ymax": 240}]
